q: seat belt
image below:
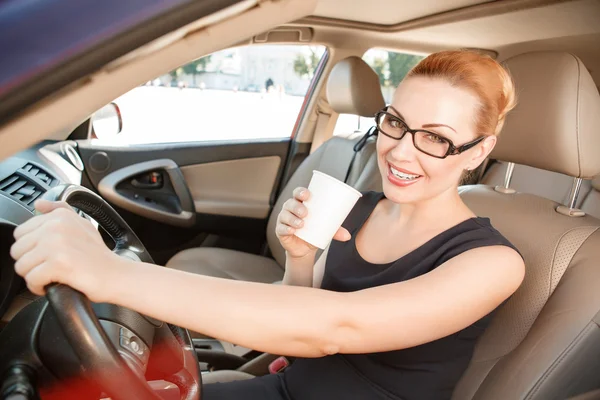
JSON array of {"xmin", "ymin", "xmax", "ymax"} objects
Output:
[{"xmin": 344, "ymin": 126, "xmax": 378, "ymax": 184}]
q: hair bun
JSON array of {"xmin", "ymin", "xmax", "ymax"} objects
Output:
[{"xmin": 407, "ymin": 50, "xmax": 517, "ymax": 136}]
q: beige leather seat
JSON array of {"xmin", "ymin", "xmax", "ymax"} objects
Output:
[
  {"xmin": 581, "ymin": 177, "xmax": 600, "ymax": 217},
  {"xmin": 202, "ymin": 52, "xmax": 600, "ymax": 399},
  {"xmin": 481, "ymin": 161, "xmax": 594, "ymax": 212},
  {"xmin": 453, "ymin": 51, "xmax": 600, "ymax": 399},
  {"xmin": 166, "ymin": 56, "xmax": 384, "ymax": 283},
  {"xmin": 482, "ymin": 164, "xmax": 600, "ymax": 218}
]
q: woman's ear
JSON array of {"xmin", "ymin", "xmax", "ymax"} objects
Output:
[{"xmin": 467, "ymin": 135, "xmax": 496, "ymax": 170}]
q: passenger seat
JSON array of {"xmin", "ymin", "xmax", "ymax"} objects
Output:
[
  {"xmin": 166, "ymin": 56, "xmax": 385, "ymax": 283},
  {"xmin": 481, "ymin": 162, "xmax": 593, "ymax": 209},
  {"xmin": 581, "ymin": 176, "xmax": 600, "ymax": 217},
  {"xmin": 454, "ymin": 50, "xmax": 600, "ymax": 399}
]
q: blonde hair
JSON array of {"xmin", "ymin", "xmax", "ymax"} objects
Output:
[{"xmin": 407, "ymin": 50, "xmax": 517, "ymax": 136}]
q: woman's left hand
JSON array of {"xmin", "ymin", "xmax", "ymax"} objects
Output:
[{"xmin": 10, "ymin": 200, "xmax": 125, "ymax": 303}]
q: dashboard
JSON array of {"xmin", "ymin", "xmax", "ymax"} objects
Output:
[{"xmin": 0, "ymin": 140, "xmax": 84, "ymax": 327}]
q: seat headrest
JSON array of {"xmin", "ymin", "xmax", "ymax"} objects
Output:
[
  {"xmin": 491, "ymin": 51, "xmax": 600, "ymax": 179},
  {"xmin": 326, "ymin": 56, "xmax": 386, "ymax": 117}
]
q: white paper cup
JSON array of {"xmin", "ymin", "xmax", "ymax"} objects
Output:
[{"xmin": 294, "ymin": 171, "xmax": 362, "ymax": 249}]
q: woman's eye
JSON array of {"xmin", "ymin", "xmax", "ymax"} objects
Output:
[{"xmin": 425, "ymin": 133, "xmax": 444, "ymax": 143}]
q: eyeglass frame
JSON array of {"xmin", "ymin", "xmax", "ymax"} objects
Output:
[{"xmin": 374, "ymin": 106, "xmax": 486, "ymax": 159}]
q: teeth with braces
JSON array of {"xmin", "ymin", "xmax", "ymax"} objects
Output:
[{"xmin": 390, "ymin": 166, "xmax": 420, "ymax": 180}]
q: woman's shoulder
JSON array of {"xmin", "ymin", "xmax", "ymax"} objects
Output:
[{"xmin": 441, "ymin": 216, "xmax": 523, "ymax": 262}]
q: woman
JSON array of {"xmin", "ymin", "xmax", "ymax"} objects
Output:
[{"xmin": 10, "ymin": 50, "xmax": 524, "ymax": 400}]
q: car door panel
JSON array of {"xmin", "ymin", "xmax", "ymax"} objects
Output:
[
  {"xmin": 180, "ymin": 155, "xmax": 281, "ymax": 219},
  {"xmin": 76, "ymin": 139, "xmax": 290, "ymax": 264}
]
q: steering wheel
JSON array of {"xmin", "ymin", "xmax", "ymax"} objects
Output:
[{"xmin": 40, "ymin": 184, "xmax": 201, "ymax": 400}]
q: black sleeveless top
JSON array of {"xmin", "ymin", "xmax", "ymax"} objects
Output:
[{"xmin": 282, "ymin": 192, "xmax": 520, "ymax": 400}]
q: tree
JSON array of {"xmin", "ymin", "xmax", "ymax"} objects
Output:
[
  {"xmin": 366, "ymin": 52, "xmax": 423, "ymax": 88},
  {"xmin": 293, "ymin": 54, "xmax": 310, "ymax": 78},
  {"xmin": 293, "ymin": 48, "xmax": 320, "ymax": 79},
  {"xmin": 169, "ymin": 69, "xmax": 180, "ymax": 80},
  {"xmin": 387, "ymin": 53, "xmax": 422, "ymax": 87},
  {"xmin": 196, "ymin": 55, "xmax": 212, "ymax": 72},
  {"xmin": 309, "ymin": 49, "xmax": 320, "ymax": 76},
  {"xmin": 371, "ymin": 57, "xmax": 388, "ymax": 86},
  {"xmin": 182, "ymin": 55, "xmax": 212, "ymax": 86}
]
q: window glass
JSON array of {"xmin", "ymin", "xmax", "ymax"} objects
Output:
[{"xmin": 93, "ymin": 45, "xmax": 327, "ymax": 144}]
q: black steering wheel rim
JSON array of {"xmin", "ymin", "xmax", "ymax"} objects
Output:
[{"xmin": 41, "ymin": 184, "xmax": 201, "ymax": 400}]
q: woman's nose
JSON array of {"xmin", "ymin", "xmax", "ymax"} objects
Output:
[{"xmin": 390, "ymin": 132, "xmax": 418, "ymax": 159}]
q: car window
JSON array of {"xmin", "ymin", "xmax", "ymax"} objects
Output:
[
  {"xmin": 333, "ymin": 49, "xmax": 424, "ymax": 137},
  {"xmin": 92, "ymin": 44, "xmax": 327, "ymax": 144}
]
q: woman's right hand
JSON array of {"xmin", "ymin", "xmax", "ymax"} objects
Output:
[{"xmin": 276, "ymin": 187, "xmax": 350, "ymax": 259}]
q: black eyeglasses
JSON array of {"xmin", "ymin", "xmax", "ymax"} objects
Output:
[{"xmin": 374, "ymin": 107, "xmax": 486, "ymax": 159}]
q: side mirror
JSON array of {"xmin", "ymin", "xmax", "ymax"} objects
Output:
[{"xmin": 91, "ymin": 102, "xmax": 123, "ymax": 139}]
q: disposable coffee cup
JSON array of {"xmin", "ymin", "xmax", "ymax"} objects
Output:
[{"xmin": 294, "ymin": 171, "xmax": 362, "ymax": 249}]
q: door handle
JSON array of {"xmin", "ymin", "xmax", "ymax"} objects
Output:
[{"xmin": 131, "ymin": 171, "xmax": 163, "ymax": 189}]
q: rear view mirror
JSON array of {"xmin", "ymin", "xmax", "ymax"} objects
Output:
[{"xmin": 91, "ymin": 102, "xmax": 123, "ymax": 139}]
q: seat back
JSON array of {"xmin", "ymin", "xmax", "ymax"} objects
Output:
[
  {"xmin": 266, "ymin": 56, "xmax": 385, "ymax": 267},
  {"xmin": 481, "ymin": 161, "xmax": 595, "ymax": 211},
  {"xmin": 581, "ymin": 177, "xmax": 600, "ymax": 217},
  {"xmin": 453, "ymin": 52, "xmax": 600, "ymax": 399},
  {"xmin": 482, "ymin": 162, "xmax": 589, "ymax": 206}
]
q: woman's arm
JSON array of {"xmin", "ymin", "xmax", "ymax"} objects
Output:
[
  {"xmin": 281, "ymin": 251, "xmax": 316, "ymax": 287},
  {"xmin": 11, "ymin": 202, "xmax": 524, "ymax": 358},
  {"xmin": 108, "ymin": 245, "xmax": 523, "ymax": 357},
  {"xmin": 281, "ymin": 246, "xmax": 328, "ymax": 288}
]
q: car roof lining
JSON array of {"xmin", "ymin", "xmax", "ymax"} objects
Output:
[
  {"xmin": 1, "ymin": 0, "xmax": 599, "ymax": 157},
  {"xmin": 295, "ymin": 0, "xmax": 600, "ymax": 86},
  {"xmin": 302, "ymin": 0, "xmax": 572, "ymax": 32}
]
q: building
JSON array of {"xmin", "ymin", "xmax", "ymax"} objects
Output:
[{"xmin": 159, "ymin": 45, "xmax": 320, "ymax": 96}]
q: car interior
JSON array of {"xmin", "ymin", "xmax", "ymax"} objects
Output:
[{"xmin": 1, "ymin": 0, "xmax": 600, "ymax": 399}]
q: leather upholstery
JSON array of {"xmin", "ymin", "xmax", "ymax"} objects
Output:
[
  {"xmin": 481, "ymin": 160, "xmax": 600, "ymax": 219},
  {"xmin": 481, "ymin": 161, "xmax": 593, "ymax": 210},
  {"xmin": 167, "ymin": 248, "xmax": 283, "ymax": 283},
  {"xmin": 201, "ymin": 370, "xmax": 254, "ymax": 384},
  {"xmin": 326, "ymin": 56, "xmax": 386, "ymax": 117},
  {"xmin": 570, "ymin": 388, "xmax": 600, "ymax": 400},
  {"xmin": 491, "ymin": 52, "xmax": 600, "ymax": 178},
  {"xmin": 581, "ymin": 177, "xmax": 600, "ymax": 218},
  {"xmin": 451, "ymin": 51, "xmax": 600, "ymax": 399},
  {"xmin": 454, "ymin": 187, "xmax": 600, "ymax": 399}
]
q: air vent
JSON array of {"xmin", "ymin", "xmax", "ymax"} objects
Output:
[
  {"xmin": 22, "ymin": 163, "xmax": 58, "ymax": 187},
  {"xmin": 0, "ymin": 174, "xmax": 45, "ymax": 209},
  {"xmin": 0, "ymin": 163, "xmax": 59, "ymax": 210}
]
